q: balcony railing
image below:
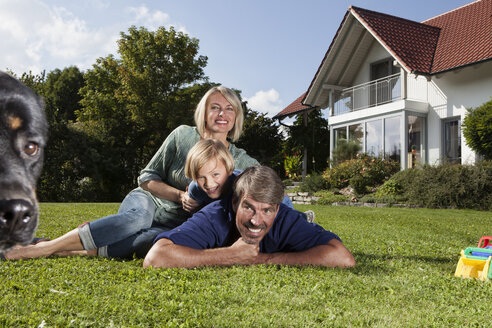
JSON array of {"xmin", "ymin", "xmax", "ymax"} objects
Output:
[{"xmin": 333, "ymin": 73, "xmax": 401, "ymax": 116}]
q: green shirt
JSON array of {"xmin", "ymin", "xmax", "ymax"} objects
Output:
[{"xmin": 135, "ymin": 125, "xmax": 259, "ymax": 228}]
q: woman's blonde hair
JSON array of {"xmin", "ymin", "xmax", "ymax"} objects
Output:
[
  {"xmin": 194, "ymin": 86, "xmax": 244, "ymax": 142},
  {"xmin": 185, "ymin": 139, "xmax": 235, "ymax": 181}
]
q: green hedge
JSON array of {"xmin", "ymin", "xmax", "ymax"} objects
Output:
[{"xmin": 385, "ymin": 161, "xmax": 492, "ymax": 210}]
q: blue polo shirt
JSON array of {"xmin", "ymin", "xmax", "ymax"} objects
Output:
[
  {"xmin": 188, "ymin": 169, "xmax": 295, "ymax": 209},
  {"xmin": 154, "ymin": 196, "xmax": 340, "ymax": 253}
]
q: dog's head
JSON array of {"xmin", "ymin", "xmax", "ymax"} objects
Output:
[{"xmin": 0, "ymin": 72, "xmax": 48, "ymax": 252}]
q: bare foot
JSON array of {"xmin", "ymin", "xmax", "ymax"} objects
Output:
[{"xmin": 4, "ymin": 242, "xmax": 54, "ymax": 260}]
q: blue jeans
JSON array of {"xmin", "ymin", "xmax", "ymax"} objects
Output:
[
  {"xmin": 78, "ymin": 190, "xmax": 156, "ymax": 256},
  {"xmin": 103, "ymin": 224, "xmax": 169, "ymax": 259}
]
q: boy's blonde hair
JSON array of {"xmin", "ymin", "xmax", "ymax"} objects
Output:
[
  {"xmin": 185, "ymin": 139, "xmax": 235, "ymax": 181},
  {"xmin": 194, "ymin": 86, "xmax": 244, "ymax": 142}
]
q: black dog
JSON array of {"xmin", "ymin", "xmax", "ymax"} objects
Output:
[{"xmin": 0, "ymin": 72, "xmax": 47, "ymax": 252}]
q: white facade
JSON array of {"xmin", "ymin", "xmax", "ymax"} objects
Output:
[{"xmin": 326, "ymin": 41, "xmax": 492, "ymax": 169}]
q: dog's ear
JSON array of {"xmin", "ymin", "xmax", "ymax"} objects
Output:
[{"xmin": 0, "ymin": 71, "xmax": 48, "ymax": 142}]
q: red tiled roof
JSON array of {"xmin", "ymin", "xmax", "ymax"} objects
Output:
[
  {"xmin": 351, "ymin": 6, "xmax": 440, "ymax": 74},
  {"xmin": 273, "ymin": 92, "xmax": 313, "ymax": 119},
  {"xmin": 352, "ymin": 0, "xmax": 492, "ymax": 74},
  {"xmin": 277, "ymin": 0, "xmax": 492, "ymax": 118},
  {"xmin": 424, "ymin": 0, "xmax": 492, "ymax": 73}
]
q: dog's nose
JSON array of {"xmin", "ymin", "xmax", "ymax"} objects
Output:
[{"xmin": 0, "ymin": 199, "xmax": 34, "ymax": 230}]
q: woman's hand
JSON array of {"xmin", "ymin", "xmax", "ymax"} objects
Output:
[{"xmin": 180, "ymin": 188, "xmax": 200, "ymax": 213}]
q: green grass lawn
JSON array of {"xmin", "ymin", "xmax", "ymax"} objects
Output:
[{"xmin": 1, "ymin": 203, "xmax": 491, "ymax": 327}]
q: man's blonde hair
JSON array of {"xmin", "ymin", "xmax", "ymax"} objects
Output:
[
  {"xmin": 185, "ymin": 139, "xmax": 235, "ymax": 181},
  {"xmin": 194, "ymin": 86, "xmax": 244, "ymax": 142}
]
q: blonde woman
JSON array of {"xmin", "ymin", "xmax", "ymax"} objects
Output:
[{"xmin": 5, "ymin": 86, "xmax": 259, "ymax": 260}]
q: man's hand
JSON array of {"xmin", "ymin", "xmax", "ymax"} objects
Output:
[{"xmin": 228, "ymin": 238, "xmax": 263, "ymax": 265}]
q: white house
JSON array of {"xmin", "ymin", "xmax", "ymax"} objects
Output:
[{"xmin": 274, "ymin": 0, "xmax": 492, "ymax": 170}]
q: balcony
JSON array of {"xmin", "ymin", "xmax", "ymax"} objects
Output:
[{"xmin": 333, "ymin": 73, "xmax": 401, "ymax": 116}]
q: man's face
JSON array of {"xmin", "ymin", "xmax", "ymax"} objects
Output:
[{"xmin": 234, "ymin": 194, "xmax": 279, "ymax": 244}]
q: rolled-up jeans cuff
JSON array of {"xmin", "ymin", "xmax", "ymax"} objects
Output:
[
  {"xmin": 78, "ymin": 223, "xmax": 97, "ymax": 251},
  {"xmin": 98, "ymin": 246, "xmax": 108, "ymax": 257}
]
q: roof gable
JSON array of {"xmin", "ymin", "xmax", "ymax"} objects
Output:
[{"xmin": 351, "ymin": 6, "xmax": 440, "ymax": 74}]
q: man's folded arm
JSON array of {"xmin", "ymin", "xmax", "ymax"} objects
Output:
[
  {"xmin": 144, "ymin": 238, "xmax": 355, "ymax": 269},
  {"xmin": 261, "ymin": 239, "xmax": 356, "ymax": 268},
  {"xmin": 143, "ymin": 238, "xmax": 261, "ymax": 268}
]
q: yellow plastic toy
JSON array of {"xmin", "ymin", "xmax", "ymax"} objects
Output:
[{"xmin": 454, "ymin": 247, "xmax": 492, "ymax": 281}]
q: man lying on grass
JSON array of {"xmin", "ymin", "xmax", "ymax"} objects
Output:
[{"xmin": 143, "ymin": 165, "xmax": 355, "ymax": 269}]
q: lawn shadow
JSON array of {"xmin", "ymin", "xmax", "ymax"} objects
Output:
[{"xmin": 350, "ymin": 251, "xmax": 455, "ymax": 276}]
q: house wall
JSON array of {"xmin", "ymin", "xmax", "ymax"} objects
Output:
[
  {"xmin": 427, "ymin": 60, "xmax": 492, "ymax": 164},
  {"xmin": 351, "ymin": 42, "xmax": 390, "ymax": 85},
  {"xmin": 329, "ymin": 36, "xmax": 490, "ymax": 167}
]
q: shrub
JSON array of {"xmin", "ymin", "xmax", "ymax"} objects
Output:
[
  {"xmin": 359, "ymin": 194, "xmax": 403, "ymax": 204},
  {"xmin": 374, "ymin": 179, "xmax": 403, "ymax": 198},
  {"xmin": 299, "ymin": 172, "xmax": 328, "ymax": 193},
  {"xmin": 322, "ymin": 154, "xmax": 400, "ymax": 195},
  {"xmin": 462, "ymin": 98, "xmax": 492, "ymax": 160},
  {"xmin": 313, "ymin": 190, "xmax": 349, "ymax": 205},
  {"xmin": 388, "ymin": 161, "xmax": 492, "ymax": 210},
  {"xmin": 284, "ymin": 152, "xmax": 303, "ymax": 181},
  {"xmin": 282, "ymin": 179, "xmax": 294, "ymax": 187}
]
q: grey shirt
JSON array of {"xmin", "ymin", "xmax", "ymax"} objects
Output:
[{"xmin": 135, "ymin": 125, "xmax": 259, "ymax": 228}]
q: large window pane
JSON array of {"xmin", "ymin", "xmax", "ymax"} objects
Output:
[
  {"xmin": 384, "ymin": 116, "xmax": 400, "ymax": 162},
  {"xmin": 334, "ymin": 127, "xmax": 347, "ymax": 147},
  {"xmin": 366, "ymin": 120, "xmax": 382, "ymax": 157},
  {"xmin": 349, "ymin": 123, "xmax": 364, "ymax": 153},
  {"xmin": 444, "ymin": 119, "xmax": 461, "ymax": 164},
  {"xmin": 408, "ymin": 115, "xmax": 422, "ymax": 168}
]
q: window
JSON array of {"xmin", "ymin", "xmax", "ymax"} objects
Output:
[
  {"xmin": 385, "ymin": 116, "xmax": 400, "ymax": 162},
  {"xmin": 366, "ymin": 119, "xmax": 382, "ymax": 157},
  {"xmin": 408, "ymin": 115, "xmax": 423, "ymax": 168},
  {"xmin": 349, "ymin": 123, "xmax": 364, "ymax": 153},
  {"xmin": 334, "ymin": 127, "xmax": 347, "ymax": 147},
  {"xmin": 443, "ymin": 119, "xmax": 461, "ymax": 164},
  {"xmin": 370, "ymin": 58, "xmax": 401, "ymax": 106}
]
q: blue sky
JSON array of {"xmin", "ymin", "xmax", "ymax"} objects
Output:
[{"xmin": 0, "ymin": 0, "xmax": 473, "ymax": 117}]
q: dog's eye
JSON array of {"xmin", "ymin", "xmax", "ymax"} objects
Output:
[{"xmin": 23, "ymin": 142, "xmax": 40, "ymax": 156}]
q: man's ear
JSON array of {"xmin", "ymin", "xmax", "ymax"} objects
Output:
[
  {"xmin": 274, "ymin": 204, "xmax": 280, "ymax": 217},
  {"xmin": 232, "ymin": 192, "xmax": 245, "ymax": 213}
]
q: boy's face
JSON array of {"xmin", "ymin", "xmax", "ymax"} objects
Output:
[{"xmin": 196, "ymin": 159, "xmax": 230, "ymax": 199}]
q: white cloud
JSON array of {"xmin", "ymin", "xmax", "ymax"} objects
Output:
[
  {"xmin": 0, "ymin": 1, "xmax": 189, "ymax": 76},
  {"xmin": 244, "ymin": 89, "xmax": 283, "ymax": 117},
  {"xmin": 127, "ymin": 5, "xmax": 188, "ymax": 34},
  {"xmin": 0, "ymin": 0, "xmax": 117, "ymax": 75}
]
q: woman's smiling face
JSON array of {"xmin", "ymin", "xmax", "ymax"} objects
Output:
[{"xmin": 204, "ymin": 92, "xmax": 236, "ymax": 136}]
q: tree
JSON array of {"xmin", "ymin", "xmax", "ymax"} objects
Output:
[
  {"xmin": 236, "ymin": 105, "xmax": 284, "ymax": 173},
  {"xmin": 283, "ymin": 109, "xmax": 330, "ymax": 174},
  {"xmin": 462, "ymin": 98, "xmax": 492, "ymax": 160},
  {"xmin": 77, "ymin": 26, "xmax": 208, "ymax": 199},
  {"xmin": 43, "ymin": 66, "xmax": 84, "ymax": 122}
]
